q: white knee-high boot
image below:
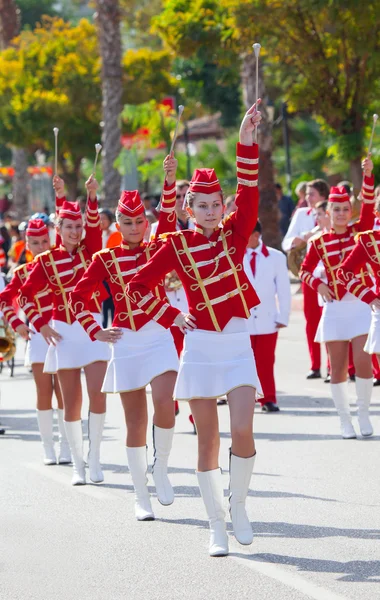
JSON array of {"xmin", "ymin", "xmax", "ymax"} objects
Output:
[
  {"xmin": 64, "ymin": 420, "xmax": 86, "ymax": 485},
  {"xmin": 355, "ymin": 377, "xmax": 373, "ymax": 437},
  {"xmin": 152, "ymin": 425, "xmax": 174, "ymax": 505},
  {"xmin": 36, "ymin": 409, "xmax": 56, "ymax": 465},
  {"xmin": 330, "ymin": 382, "xmax": 356, "ymax": 439},
  {"xmin": 87, "ymin": 412, "xmax": 106, "ymax": 483},
  {"xmin": 126, "ymin": 446, "xmax": 155, "ymax": 521},
  {"xmin": 57, "ymin": 409, "xmax": 71, "ymax": 464},
  {"xmin": 229, "ymin": 452, "xmax": 255, "ymax": 545},
  {"xmin": 197, "ymin": 469, "xmax": 229, "ymax": 557}
]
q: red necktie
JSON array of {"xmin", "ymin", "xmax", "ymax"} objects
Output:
[{"xmin": 250, "ymin": 251, "xmax": 257, "ymax": 277}]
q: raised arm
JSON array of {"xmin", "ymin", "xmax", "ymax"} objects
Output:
[
  {"xmin": 228, "ymin": 102, "xmax": 261, "ymax": 241},
  {"xmin": 127, "ymin": 238, "xmax": 181, "ymax": 328},
  {"xmin": 355, "ymin": 157, "xmax": 375, "ymax": 233},
  {"xmin": 53, "ymin": 175, "xmax": 66, "ymax": 247},
  {"xmin": 69, "ymin": 253, "xmax": 109, "ymax": 340},
  {"xmin": 154, "ymin": 154, "xmax": 178, "ymax": 239},
  {"xmin": 82, "ymin": 175, "xmax": 102, "ymax": 256},
  {"xmin": 337, "ymin": 236, "xmax": 377, "ymax": 304}
]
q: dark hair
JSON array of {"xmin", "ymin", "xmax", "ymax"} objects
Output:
[
  {"xmin": 253, "ymin": 220, "xmax": 262, "ymax": 234},
  {"xmin": 185, "ymin": 190, "xmax": 224, "ymax": 208},
  {"xmin": 315, "ymin": 200, "xmax": 328, "ymax": 211},
  {"xmin": 308, "ymin": 179, "xmax": 330, "ymax": 200},
  {"xmin": 177, "ymin": 180, "xmax": 189, "ymax": 190},
  {"xmin": 275, "ymin": 183, "xmax": 282, "ymax": 190},
  {"xmin": 99, "ymin": 208, "xmax": 114, "ymax": 223}
]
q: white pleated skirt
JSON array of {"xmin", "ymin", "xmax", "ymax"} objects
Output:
[
  {"xmin": 364, "ymin": 309, "xmax": 380, "ymax": 354},
  {"xmin": 315, "ymin": 293, "xmax": 371, "ymax": 343},
  {"xmin": 101, "ymin": 321, "xmax": 179, "ymax": 394},
  {"xmin": 25, "ymin": 324, "xmax": 49, "ymax": 366},
  {"xmin": 174, "ymin": 317, "xmax": 262, "ymax": 401},
  {"xmin": 44, "ymin": 314, "xmax": 110, "ymax": 373}
]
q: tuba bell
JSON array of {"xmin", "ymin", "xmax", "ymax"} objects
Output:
[
  {"xmin": 287, "ymin": 225, "xmax": 321, "ymax": 278},
  {"xmin": 0, "ymin": 318, "xmax": 16, "ymax": 361}
]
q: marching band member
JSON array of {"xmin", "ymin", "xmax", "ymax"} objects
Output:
[
  {"xmin": 244, "ymin": 220, "xmax": 291, "ymax": 412},
  {"xmin": 19, "ymin": 176, "xmax": 109, "ymax": 486},
  {"xmin": 0, "ymin": 218, "xmax": 71, "ymax": 465},
  {"xmin": 283, "ymin": 179, "xmax": 330, "ymax": 379},
  {"xmin": 127, "ymin": 102, "xmax": 262, "ymax": 557},
  {"xmin": 69, "ymin": 155, "xmax": 179, "ymax": 521},
  {"xmin": 300, "ymin": 157, "xmax": 375, "ymax": 439}
]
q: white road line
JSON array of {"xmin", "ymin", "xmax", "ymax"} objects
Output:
[{"xmin": 231, "ymin": 549, "xmax": 349, "ymax": 600}]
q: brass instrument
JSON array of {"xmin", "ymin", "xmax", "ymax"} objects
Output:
[
  {"xmin": 287, "ymin": 225, "xmax": 320, "ymax": 279},
  {"xmin": 0, "ymin": 318, "xmax": 16, "ymax": 362},
  {"xmin": 164, "ymin": 270, "xmax": 183, "ymax": 292}
]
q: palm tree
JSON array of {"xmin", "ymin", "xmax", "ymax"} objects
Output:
[
  {"xmin": 241, "ymin": 53, "xmax": 281, "ymax": 249},
  {"xmin": 95, "ymin": 0, "xmax": 122, "ymax": 207},
  {"xmin": 0, "ymin": 0, "xmax": 29, "ymax": 218}
]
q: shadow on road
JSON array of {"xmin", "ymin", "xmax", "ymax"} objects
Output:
[{"xmin": 231, "ymin": 552, "xmax": 380, "ymax": 582}]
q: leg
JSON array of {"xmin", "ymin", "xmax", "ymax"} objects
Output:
[
  {"xmin": 53, "ymin": 374, "xmax": 71, "ymax": 464},
  {"xmin": 33, "ymin": 363, "xmax": 56, "ymax": 465},
  {"xmin": 84, "ymin": 361, "xmax": 108, "ymax": 483},
  {"xmin": 121, "ymin": 389, "xmax": 153, "ymax": 521},
  {"xmin": 351, "ymin": 335, "xmax": 373, "ymax": 437},
  {"xmin": 227, "ymin": 385, "xmax": 256, "ymax": 545},
  {"xmin": 302, "ymin": 282, "xmax": 322, "ymax": 374},
  {"xmin": 251, "ymin": 333, "xmax": 278, "ymax": 409},
  {"xmin": 170, "ymin": 326, "xmax": 184, "ymax": 417},
  {"xmin": 327, "ymin": 341, "xmax": 356, "ymax": 439},
  {"xmin": 189, "ymin": 398, "xmax": 227, "ymax": 557},
  {"xmin": 57, "ymin": 369, "xmax": 86, "ymax": 485},
  {"xmin": 150, "ymin": 371, "xmax": 176, "ymax": 505}
]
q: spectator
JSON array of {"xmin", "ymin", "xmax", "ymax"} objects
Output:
[
  {"xmin": 295, "ymin": 181, "xmax": 308, "ymax": 210},
  {"xmin": 225, "ymin": 195, "xmax": 237, "ymax": 216},
  {"xmin": 275, "ymin": 182, "xmax": 294, "ymax": 237}
]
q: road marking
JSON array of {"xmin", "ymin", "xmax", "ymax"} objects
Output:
[{"xmin": 230, "ymin": 549, "xmax": 349, "ymax": 600}]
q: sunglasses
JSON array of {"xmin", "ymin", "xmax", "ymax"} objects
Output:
[{"xmin": 176, "ymin": 193, "xmax": 186, "ymax": 199}]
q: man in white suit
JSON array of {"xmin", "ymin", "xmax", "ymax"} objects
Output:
[{"xmin": 244, "ymin": 221, "xmax": 291, "ymax": 412}]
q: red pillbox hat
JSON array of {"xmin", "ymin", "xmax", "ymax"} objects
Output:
[
  {"xmin": 189, "ymin": 168, "xmax": 222, "ymax": 194},
  {"xmin": 328, "ymin": 186, "xmax": 350, "ymax": 204},
  {"xmin": 58, "ymin": 201, "xmax": 82, "ymax": 221},
  {"xmin": 26, "ymin": 218, "xmax": 49, "ymax": 237},
  {"xmin": 118, "ymin": 190, "xmax": 145, "ymax": 217}
]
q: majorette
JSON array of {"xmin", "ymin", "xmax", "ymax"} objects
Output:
[
  {"xmin": 19, "ymin": 176, "xmax": 110, "ymax": 486},
  {"xmin": 127, "ymin": 102, "xmax": 262, "ymax": 557},
  {"xmin": 300, "ymin": 158, "xmax": 375, "ymax": 439},
  {"xmin": 0, "ymin": 218, "xmax": 71, "ymax": 466},
  {"xmin": 69, "ymin": 155, "xmax": 179, "ymax": 521}
]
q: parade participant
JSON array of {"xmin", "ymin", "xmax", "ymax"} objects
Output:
[
  {"xmin": 151, "ymin": 179, "xmax": 195, "ymax": 424},
  {"xmin": 19, "ymin": 176, "xmax": 109, "ymax": 486},
  {"xmin": 244, "ymin": 220, "xmax": 291, "ymax": 412},
  {"xmin": 283, "ymin": 179, "xmax": 330, "ymax": 379},
  {"xmin": 300, "ymin": 157, "xmax": 375, "ymax": 439},
  {"xmin": 69, "ymin": 155, "xmax": 179, "ymax": 521},
  {"xmin": 0, "ymin": 218, "xmax": 71, "ymax": 465},
  {"xmin": 127, "ymin": 102, "xmax": 262, "ymax": 557}
]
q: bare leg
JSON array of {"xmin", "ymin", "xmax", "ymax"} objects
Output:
[
  {"xmin": 150, "ymin": 371, "xmax": 176, "ymax": 429},
  {"xmin": 120, "ymin": 388, "xmax": 148, "ymax": 447},
  {"xmin": 189, "ymin": 399, "xmax": 220, "ymax": 472},
  {"xmin": 32, "ymin": 364, "xmax": 53, "ymax": 410},
  {"xmin": 227, "ymin": 386, "xmax": 256, "ymax": 458}
]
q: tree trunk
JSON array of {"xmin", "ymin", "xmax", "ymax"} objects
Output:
[
  {"xmin": 349, "ymin": 156, "xmax": 363, "ymax": 196},
  {"xmin": 95, "ymin": 0, "xmax": 122, "ymax": 207},
  {"xmin": 11, "ymin": 147, "xmax": 29, "ymax": 218},
  {"xmin": 241, "ymin": 53, "xmax": 281, "ymax": 249},
  {"xmin": 0, "ymin": 0, "xmax": 19, "ymax": 50}
]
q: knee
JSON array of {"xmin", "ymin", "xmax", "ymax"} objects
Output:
[{"xmin": 231, "ymin": 421, "xmax": 252, "ymax": 440}]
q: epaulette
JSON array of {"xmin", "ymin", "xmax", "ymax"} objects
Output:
[
  {"xmin": 13, "ymin": 263, "xmax": 29, "ymax": 275},
  {"xmin": 37, "ymin": 249, "xmax": 52, "ymax": 260},
  {"xmin": 93, "ymin": 248, "xmax": 111, "ymax": 259},
  {"xmin": 222, "ymin": 212, "xmax": 234, "ymax": 226},
  {"xmin": 309, "ymin": 231, "xmax": 324, "ymax": 244},
  {"xmin": 354, "ymin": 230, "xmax": 373, "ymax": 243},
  {"xmin": 158, "ymin": 231, "xmax": 185, "ymax": 242}
]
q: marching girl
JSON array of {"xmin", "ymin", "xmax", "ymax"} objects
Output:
[
  {"xmin": 69, "ymin": 155, "xmax": 179, "ymax": 521},
  {"xmin": 0, "ymin": 218, "xmax": 71, "ymax": 465},
  {"xmin": 300, "ymin": 157, "xmax": 375, "ymax": 439},
  {"xmin": 127, "ymin": 103, "xmax": 262, "ymax": 557},
  {"xmin": 18, "ymin": 176, "xmax": 110, "ymax": 486}
]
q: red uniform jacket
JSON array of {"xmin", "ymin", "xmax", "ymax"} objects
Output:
[
  {"xmin": 337, "ymin": 229, "xmax": 380, "ymax": 304},
  {"xmin": 0, "ymin": 263, "xmax": 53, "ymax": 330},
  {"xmin": 127, "ymin": 143, "xmax": 260, "ymax": 332},
  {"xmin": 299, "ymin": 175, "xmax": 375, "ymax": 301},
  {"xmin": 19, "ymin": 197, "xmax": 105, "ymax": 331},
  {"xmin": 69, "ymin": 181, "xmax": 177, "ymax": 340}
]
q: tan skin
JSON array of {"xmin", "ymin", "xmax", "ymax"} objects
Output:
[
  {"xmin": 178, "ymin": 101, "xmax": 262, "ymax": 470},
  {"xmin": 94, "ymin": 154, "xmax": 179, "ymax": 443},
  {"xmin": 292, "ymin": 185, "xmax": 327, "ymax": 248},
  {"xmin": 317, "ymin": 157, "xmax": 374, "ymax": 384},
  {"xmin": 15, "ymin": 233, "xmax": 63, "ymax": 411},
  {"xmin": 37, "ymin": 175, "xmax": 107, "ymax": 421}
]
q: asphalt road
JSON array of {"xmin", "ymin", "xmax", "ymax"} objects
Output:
[{"xmin": 1, "ymin": 308, "xmax": 380, "ymax": 600}]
